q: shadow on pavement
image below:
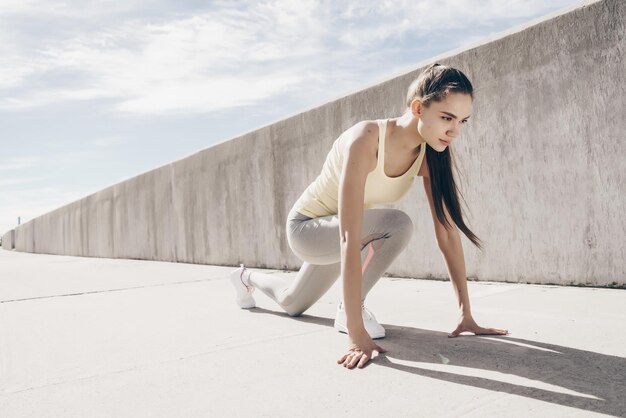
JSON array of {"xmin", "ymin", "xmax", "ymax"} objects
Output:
[{"xmin": 250, "ymin": 307, "xmax": 626, "ymax": 417}]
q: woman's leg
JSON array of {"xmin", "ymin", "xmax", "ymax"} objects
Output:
[
  {"xmin": 248, "ymin": 208, "xmax": 413, "ymax": 316},
  {"xmin": 247, "ymin": 209, "xmax": 342, "ymax": 316},
  {"xmin": 359, "ymin": 209, "xmax": 413, "ymax": 300},
  {"xmin": 248, "ymin": 262, "xmax": 341, "ymax": 317}
]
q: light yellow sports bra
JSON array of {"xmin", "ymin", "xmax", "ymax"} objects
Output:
[{"xmin": 291, "ymin": 119, "xmax": 426, "ymax": 218}]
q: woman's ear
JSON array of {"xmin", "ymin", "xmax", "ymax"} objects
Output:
[{"xmin": 410, "ymin": 99, "xmax": 422, "ymax": 117}]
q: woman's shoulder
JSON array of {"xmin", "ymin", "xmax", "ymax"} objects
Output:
[
  {"xmin": 337, "ymin": 120, "xmax": 380, "ymax": 173},
  {"xmin": 350, "ymin": 119, "xmax": 380, "ymax": 139},
  {"xmin": 341, "ymin": 119, "xmax": 380, "ymax": 152}
]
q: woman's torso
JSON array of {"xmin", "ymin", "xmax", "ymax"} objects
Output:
[{"xmin": 291, "ymin": 119, "xmax": 427, "ymax": 219}]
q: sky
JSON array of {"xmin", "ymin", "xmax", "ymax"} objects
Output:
[{"xmin": 0, "ymin": 0, "xmax": 586, "ymax": 235}]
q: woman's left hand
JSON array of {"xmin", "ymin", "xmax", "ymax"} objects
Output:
[{"xmin": 448, "ymin": 313, "xmax": 509, "ymax": 338}]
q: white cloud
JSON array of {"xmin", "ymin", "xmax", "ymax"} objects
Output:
[
  {"xmin": 337, "ymin": 0, "xmax": 576, "ymax": 46},
  {"xmin": 0, "ymin": 157, "xmax": 41, "ymax": 171},
  {"xmin": 0, "ymin": 0, "xmax": 148, "ymax": 18},
  {"xmin": 0, "ymin": 177, "xmax": 46, "ymax": 187},
  {"xmin": 0, "ymin": 87, "xmax": 117, "ymax": 110},
  {"xmin": 0, "ymin": 0, "xmax": 580, "ymax": 115},
  {"xmin": 0, "ymin": 151, "xmax": 108, "ymax": 190},
  {"xmin": 0, "ymin": 59, "xmax": 42, "ymax": 90},
  {"xmin": 0, "ymin": 1, "xmax": 329, "ymax": 114},
  {"xmin": 0, "ymin": 0, "xmax": 67, "ymax": 16},
  {"xmin": 91, "ymin": 136, "xmax": 124, "ymax": 147}
]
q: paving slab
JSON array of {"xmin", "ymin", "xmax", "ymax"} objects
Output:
[{"xmin": 0, "ymin": 249, "xmax": 624, "ymax": 417}]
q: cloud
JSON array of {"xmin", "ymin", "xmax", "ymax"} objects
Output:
[
  {"xmin": 0, "ymin": 0, "xmax": 580, "ymax": 116},
  {"xmin": 0, "ymin": 157, "xmax": 41, "ymax": 171},
  {"xmin": 91, "ymin": 136, "xmax": 125, "ymax": 147},
  {"xmin": 0, "ymin": 0, "xmax": 148, "ymax": 18},
  {"xmin": 0, "ymin": 151, "xmax": 109, "ymax": 192},
  {"xmin": 336, "ymin": 0, "xmax": 576, "ymax": 47},
  {"xmin": 0, "ymin": 177, "xmax": 46, "ymax": 187},
  {"xmin": 0, "ymin": 1, "xmax": 329, "ymax": 114}
]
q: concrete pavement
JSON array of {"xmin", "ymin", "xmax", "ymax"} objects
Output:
[{"xmin": 0, "ymin": 249, "xmax": 624, "ymax": 417}]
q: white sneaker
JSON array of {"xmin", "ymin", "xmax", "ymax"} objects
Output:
[
  {"xmin": 334, "ymin": 302, "xmax": 385, "ymax": 339},
  {"xmin": 229, "ymin": 263, "xmax": 256, "ymax": 309}
]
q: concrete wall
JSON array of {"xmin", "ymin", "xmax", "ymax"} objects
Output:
[
  {"xmin": 2, "ymin": 230, "xmax": 15, "ymax": 250},
  {"xmin": 7, "ymin": 0, "xmax": 625, "ymax": 287}
]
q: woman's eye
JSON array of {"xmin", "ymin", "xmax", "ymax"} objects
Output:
[{"xmin": 442, "ymin": 116, "xmax": 469, "ymax": 123}]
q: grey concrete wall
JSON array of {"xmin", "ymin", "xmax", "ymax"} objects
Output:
[
  {"xmin": 2, "ymin": 230, "xmax": 15, "ymax": 250},
  {"xmin": 6, "ymin": 0, "xmax": 625, "ymax": 287}
]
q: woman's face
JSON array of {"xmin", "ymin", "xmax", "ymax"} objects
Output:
[{"xmin": 415, "ymin": 92, "xmax": 473, "ymax": 152}]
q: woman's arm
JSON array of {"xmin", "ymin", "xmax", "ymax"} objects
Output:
[
  {"xmin": 338, "ymin": 123, "xmax": 374, "ymax": 333},
  {"xmin": 439, "ymin": 230, "xmax": 471, "ymax": 314},
  {"xmin": 336, "ymin": 122, "xmax": 386, "ymax": 368},
  {"xmin": 445, "ymin": 238, "xmax": 507, "ymax": 337},
  {"xmin": 422, "ymin": 177, "xmax": 508, "ymax": 337},
  {"xmin": 423, "ymin": 176, "xmax": 470, "ymax": 313}
]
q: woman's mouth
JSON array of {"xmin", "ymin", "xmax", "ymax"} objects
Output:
[{"xmin": 439, "ymin": 138, "xmax": 450, "ymax": 145}]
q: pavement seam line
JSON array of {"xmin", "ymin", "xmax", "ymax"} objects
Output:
[{"xmin": 0, "ymin": 277, "xmax": 223, "ymax": 304}]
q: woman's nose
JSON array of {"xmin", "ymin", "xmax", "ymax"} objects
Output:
[{"xmin": 449, "ymin": 122, "xmax": 463, "ymax": 136}]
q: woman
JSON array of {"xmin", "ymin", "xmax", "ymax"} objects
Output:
[{"xmin": 230, "ymin": 63, "xmax": 509, "ymax": 369}]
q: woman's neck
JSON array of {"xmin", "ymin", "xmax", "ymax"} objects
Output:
[{"xmin": 389, "ymin": 111, "xmax": 425, "ymax": 152}]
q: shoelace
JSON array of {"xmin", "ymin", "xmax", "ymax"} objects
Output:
[{"xmin": 239, "ymin": 264, "xmax": 253, "ymax": 291}]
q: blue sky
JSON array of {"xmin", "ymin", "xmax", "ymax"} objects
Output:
[{"xmin": 0, "ymin": 0, "xmax": 585, "ymax": 235}]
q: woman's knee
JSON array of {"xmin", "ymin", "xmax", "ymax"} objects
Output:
[
  {"xmin": 279, "ymin": 293, "xmax": 305, "ymax": 317},
  {"xmin": 382, "ymin": 210, "xmax": 413, "ymax": 234},
  {"xmin": 284, "ymin": 305, "xmax": 305, "ymax": 317},
  {"xmin": 381, "ymin": 210, "xmax": 414, "ymax": 248}
]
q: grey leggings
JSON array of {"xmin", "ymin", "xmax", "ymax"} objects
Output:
[{"xmin": 247, "ymin": 207, "xmax": 413, "ymax": 317}]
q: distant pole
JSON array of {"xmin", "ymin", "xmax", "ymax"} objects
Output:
[{"xmin": 17, "ymin": 217, "xmax": 21, "ymax": 225}]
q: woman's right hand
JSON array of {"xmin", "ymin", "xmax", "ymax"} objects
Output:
[{"xmin": 337, "ymin": 328, "xmax": 386, "ymax": 369}]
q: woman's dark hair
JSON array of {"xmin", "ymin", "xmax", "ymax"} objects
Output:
[{"xmin": 406, "ymin": 63, "xmax": 483, "ymax": 250}]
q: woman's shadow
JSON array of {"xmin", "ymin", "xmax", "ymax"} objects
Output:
[{"xmin": 250, "ymin": 307, "xmax": 626, "ymax": 417}]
